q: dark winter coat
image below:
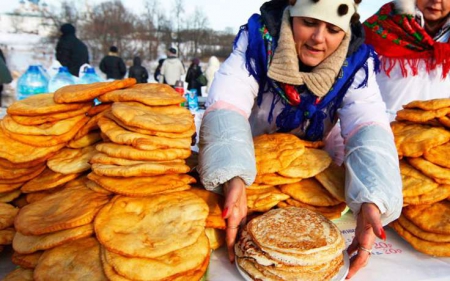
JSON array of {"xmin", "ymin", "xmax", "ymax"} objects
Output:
[
  {"xmin": 99, "ymin": 54, "xmax": 126, "ymax": 80},
  {"xmin": 56, "ymin": 24, "xmax": 89, "ymax": 77},
  {"xmin": 128, "ymin": 57, "xmax": 149, "ymax": 83},
  {"xmin": 185, "ymin": 63, "xmax": 203, "ymax": 96}
]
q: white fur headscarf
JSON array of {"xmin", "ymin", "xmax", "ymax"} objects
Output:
[{"xmin": 395, "ymin": 0, "xmax": 416, "ymax": 15}]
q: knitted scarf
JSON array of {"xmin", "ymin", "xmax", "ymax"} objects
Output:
[
  {"xmin": 364, "ymin": 2, "xmax": 450, "ymax": 78},
  {"xmin": 234, "ymin": 14, "xmax": 375, "ymax": 141}
]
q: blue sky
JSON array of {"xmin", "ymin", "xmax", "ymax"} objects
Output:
[{"xmin": 2, "ymin": 0, "xmax": 391, "ymax": 32}]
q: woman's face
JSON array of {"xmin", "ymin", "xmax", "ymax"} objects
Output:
[
  {"xmin": 417, "ymin": 0, "xmax": 450, "ymax": 22},
  {"xmin": 292, "ymin": 17, "xmax": 346, "ymax": 67}
]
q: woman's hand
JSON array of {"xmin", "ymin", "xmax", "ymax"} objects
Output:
[
  {"xmin": 222, "ymin": 177, "xmax": 247, "ymax": 263},
  {"xmin": 346, "ymin": 203, "xmax": 387, "ymax": 279}
]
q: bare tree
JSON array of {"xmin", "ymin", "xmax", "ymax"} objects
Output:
[
  {"xmin": 184, "ymin": 7, "xmax": 209, "ymax": 58},
  {"xmin": 82, "ymin": 0, "xmax": 137, "ymax": 62},
  {"xmin": 172, "ymin": 0, "xmax": 185, "ymax": 57}
]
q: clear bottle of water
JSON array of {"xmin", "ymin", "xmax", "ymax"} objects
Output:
[
  {"xmin": 80, "ymin": 67, "xmax": 103, "ymax": 84},
  {"xmin": 16, "ymin": 65, "xmax": 49, "ymax": 100},
  {"xmin": 48, "ymin": 66, "xmax": 75, "ymax": 92}
]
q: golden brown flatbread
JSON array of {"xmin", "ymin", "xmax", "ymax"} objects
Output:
[
  {"xmin": 0, "ymin": 129, "xmax": 64, "ymax": 163},
  {"xmin": 403, "ymin": 98, "xmax": 450, "ymax": 111},
  {"xmin": 97, "ymin": 117, "xmax": 191, "ymax": 150},
  {"xmin": 0, "ymin": 202, "xmax": 18, "ymax": 229},
  {"xmin": 188, "ymin": 187, "xmax": 226, "ymax": 229},
  {"xmin": 402, "ymin": 201, "xmax": 450, "ymax": 235},
  {"xmin": 254, "ymin": 133, "xmax": 305, "ymax": 174},
  {"xmin": 105, "ymin": 110, "xmax": 196, "ymax": 138},
  {"xmin": 391, "ymin": 121, "xmax": 450, "ymax": 157},
  {"xmin": 94, "ymin": 192, "xmax": 208, "ymax": 258},
  {"xmin": 278, "ymin": 148, "xmax": 332, "ymax": 179},
  {"xmin": 399, "ymin": 159, "xmax": 439, "ymax": 197},
  {"xmin": 424, "ymin": 142, "xmax": 450, "ymax": 169},
  {"xmin": 390, "ymin": 221, "xmax": 450, "ymax": 257},
  {"xmin": 314, "ymin": 162, "xmax": 346, "ymax": 202},
  {"xmin": 98, "ymin": 83, "xmax": 185, "ymax": 106},
  {"xmin": 1, "ymin": 116, "xmax": 89, "ymax": 147},
  {"xmin": 279, "ymin": 178, "xmax": 342, "ymax": 207},
  {"xmin": 95, "ymin": 142, "xmax": 191, "ymax": 161},
  {"xmin": 10, "ymin": 104, "xmax": 91, "ymax": 125},
  {"xmin": 33, "ymin": 237, "xmax": 107, "ymax": 281},
  {"xmin": 15, "ymin": 187, "xmax": 109, "ymax": 235},
  {"xmin": 11, "ymin": 251, "xmax": 43, "ymax": 269},
  {"xmin": 246, "ymin": 186, "xmax": 290, "ymax": 213},
  {"xmin": 2, "ymin": 114, "xmax": 87, "ymax": 136},
  {"xmin": 53, "ymin": 78, "xmax": 136, "ymax": 103},
  {"xmin": 396, "ymin": 108, "xmax": 450, "ymax": 123},
  {"xmin": 47, "ymin": 146, "xmax": 96, "ymax": 174},
  {"xmin": 7, "ymin": 93, "xmax": 90, "ymax": 116},
  {"xmin": 21, "ymin": 168, "xmax": 81, "ymax": 193},
  {"xmin": 87, "ymin": 172, "xmax": 194, "ymax": 196},
  {"xmin": 408, "ymin": 157, "xmax": 450, "ymax": 183},
  {"xmin": 111, "ymin": 102, "xmax": 194, "ymax": 133},
  {"xmin": 12, "ymin": 224, "xmax": 94, "ymax": 254}
]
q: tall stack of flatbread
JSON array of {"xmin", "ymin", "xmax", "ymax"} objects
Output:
[
  {"xmin": 0, "ymin": 80, "xmax": 137, "ymax": 280},
  {"xmin": 390, "ymin": 98, "xmax": 450, "ymax": 257},
  {"xmin": 0, "ymin": 203, "xmax": 18, "ymax": 254},
  {"xmin": 86, "ymin": 83, "xmax": 196, "ymax": 196},
  {"xmin": 236, "ymin": 207, "xmax": 345, "ymax": 281},
  {"xmin": 249, "ymin": 133, "xmax": 346, "ymax": 219},
  {"xmin": 0, "ymin": 80, "xmax": 214, "ymax": 281},
  {"xmin": 95, "ymin": 192, "xmax": 210, "ymax": 280}
]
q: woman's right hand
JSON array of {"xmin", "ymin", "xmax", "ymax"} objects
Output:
[{"xmin": 222, "ymin": 177, "xmax": 247, "ymax": 263}]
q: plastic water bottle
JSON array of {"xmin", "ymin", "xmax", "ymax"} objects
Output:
[
  {"xmin": 80, "ymin": 67, "xmax": 103, "ymax": 84},
  {"xmin": 48, "ymin": 66, "xmax": 75, "ymax": 92},
  {"xmin": 16, "ymin": 65, "xmax": 49, "ymax": 100},
  {"xmin": 187, "ymin": 89, "xmax": 199, "ymax": 111}
]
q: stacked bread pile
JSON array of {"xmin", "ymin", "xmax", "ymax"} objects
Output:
[
  {"xmin": 248, "ymin": 133, "xmax": 346, "ymax": 219},
  {"xmin": 189, "ymin": 187, "xmax": 227, "ymax": 250},
  {"xmin": 390, "ymin": 98, "xmax": 450, "ymax": 257},
  {"xmin": 0, "ymin": 203, "xmax": 18, "ymax": 253},
  {"xmin": 86, "ymin": 83, "xmax": 197, "ymax": 196},
  {"xmin": 95, "ymin": 192, "xmax": 210, "ymax": 280},
  {"xmin": 236, "ymin": 207, "xmax": 345, "ymax": 281},
  {"xmin": 12, "ymin": 181, "xmax": 110, "ymax": 280},
  {"xmin": 0, "ymin": 80, "xmax": 212, "ymax": 280}
]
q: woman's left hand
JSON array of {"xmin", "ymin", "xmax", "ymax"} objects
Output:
[{"xmin": 346, "ymin": 203, "xmax": 387, "ymax": 279}]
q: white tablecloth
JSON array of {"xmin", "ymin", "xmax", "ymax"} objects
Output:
[
  {"xmin": 1, "ymin": 213, "xmax": 449, "ymax": 280},
  {"xmin": 209, "ymin": 212, "xmax": 450, "ymax": 281}
]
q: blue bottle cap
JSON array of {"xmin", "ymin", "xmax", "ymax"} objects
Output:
[{"xmin": 86, "ymin": 67, "xmax": 96, "ymax": 74}]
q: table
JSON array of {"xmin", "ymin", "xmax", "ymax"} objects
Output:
[
  {"xmin": 1, "ymin": 213, "xmax": 449, "ymax": 280},
  {"xmin": 209, "ymin": 213, "xmax": 450, "ymax": 281}
]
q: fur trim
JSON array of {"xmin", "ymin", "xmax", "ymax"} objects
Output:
[{"xmin": 394, "ymin": 0, "xmax": 416, "ymax": 14}]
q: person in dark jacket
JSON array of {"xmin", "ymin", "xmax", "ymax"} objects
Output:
[
  {"xmin": 128, "ymin": 56, "xmax": 148, "ymax": 83},
  {"xmin": 56, "ymin": 23, "xmax": 89, "ymax": 77},
  {"xmin": 185, "ymin": 57, "xmax": 203, "ymax": 96},
  {"xmin": 99, "ymin": 46, "xmax": 127, "ymax": 80},
  {"xmin": 154, "ymin": 58, "xmax": 165, "ymax": 82}
]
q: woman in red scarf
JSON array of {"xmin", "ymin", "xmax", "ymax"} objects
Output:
[{"xmin": 364, "ymin": 0, "xmax": 450, "ymax": 120}]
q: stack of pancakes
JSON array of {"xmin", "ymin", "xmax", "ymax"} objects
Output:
[
  {"xmin": 236, "ymin": 207, "xmax": 345, "ymax": 281},
  {"xmin": 249, "ymin": 133, "xmax": 346, "ymax": 219},
  {"xmin": 390, "ymin": 98, "xmax": 450, "ymax": 256}
]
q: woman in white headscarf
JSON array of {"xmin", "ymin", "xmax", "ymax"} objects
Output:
[{"xmin": 199, "ymin": 0, "xmax": 402, "ymax": 278}]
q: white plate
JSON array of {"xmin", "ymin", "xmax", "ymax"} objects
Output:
[{"xmin": 236, "ymin": 251, "xmax": 350, "ymax": 281}]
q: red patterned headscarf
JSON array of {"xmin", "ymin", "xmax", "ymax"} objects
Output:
[{"xmin": 364, "ymin": 2, "xmax": 450, "ymax": 78}]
